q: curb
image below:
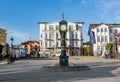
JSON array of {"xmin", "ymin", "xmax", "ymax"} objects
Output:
[{"xmin": 0, "ymin": 60, "xmax": 8, "ymax": 65}]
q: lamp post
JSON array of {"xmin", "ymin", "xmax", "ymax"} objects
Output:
[
  {"xmin": 59, "ymin": 17, "xmax": 68, "ymax": 66},
  {"xmin": 10, "ymin": 36, "xmax": 14, "ymax": 56}
]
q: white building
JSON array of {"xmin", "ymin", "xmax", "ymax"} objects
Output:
[
  {"xmin": 88, "ymin": 23, "xmax": 120, "ymax": 56},
  {"xmin": 12, "ymin": 45, "xmax": 26, "ymax": 58},
  {"xmin": 38, "ymin": 21, "xmax": 84, "ymax": 56}
]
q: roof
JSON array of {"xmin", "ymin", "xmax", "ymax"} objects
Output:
[
  {"xmin": 37, "ymin": 22, "xmax": 48, "ymax": 24},
  {"xmin": 89, "ymin": 23, "xmax": 120, "ymax": 29},
  {"xmin": 0, "ymin": 28, "xmax": 6, "ymax": 32},
  {"xmin": 74, "ymin": 22, "xmax": 84, "ymax": 24},
  {"xmin": 37, "ymin": 21, "xmax": 84, "ymax": 24},
  {"xmin": 21, "ymin": 40, "xmax": 39, "ymax": 45},
  {"xmin": 83, "ymin": 42, "xmax": 91, "ymax": 45}
]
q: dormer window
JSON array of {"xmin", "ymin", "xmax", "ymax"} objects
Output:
[
  {"xmin": 101, "ymin": 28, "xmax": 103, "ymax": 32},
  {"xmin": 76, "ymin": 24, "xmax": 79, "ymax": 30}
]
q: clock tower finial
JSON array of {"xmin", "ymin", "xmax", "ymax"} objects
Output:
[{"xmin": 61, "ymin": 13, "xmax": 64, "ymax": 20}]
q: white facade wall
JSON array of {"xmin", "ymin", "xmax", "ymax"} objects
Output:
[
  {"xmin": 89, "ymin": 24, "xmax": 120, "ymax": 56},
  {"xmin": 39, "ymin": 21, "xmax": 83, "ymax": 56}
]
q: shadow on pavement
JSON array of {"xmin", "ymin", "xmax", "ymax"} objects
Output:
[
  {"xmin": 0, "ymin": 61, "xmax": 119, "ymax": 82},
  {"xmin": 35, "ymin": 65, "xmax": 119, "ymax": 82}
]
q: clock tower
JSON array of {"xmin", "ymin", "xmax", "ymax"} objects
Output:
[{"xmin": 59, "ymin": 15, "xmax": 68, "ymax": 66}]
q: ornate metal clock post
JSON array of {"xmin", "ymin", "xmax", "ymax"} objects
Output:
[{"xmin": 59, "ymin": 19, "xmax": 69, "ymax": 66}]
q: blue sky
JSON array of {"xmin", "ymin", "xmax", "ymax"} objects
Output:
[{"xmin": 0, "ymin": 0, "xmax": 120, "ymax": 44}]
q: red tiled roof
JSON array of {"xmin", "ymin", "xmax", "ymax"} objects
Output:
[{"xmin": 21, "ymin": 40, "xmax": 39, "ymax": 45}]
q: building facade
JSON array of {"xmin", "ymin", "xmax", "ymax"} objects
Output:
[
  {"xmin": 88, "ymin": 23, "xmax": 120, "ymax": 56},
  {"xmin": 82, "ymin": 42, "xmax": 91, "ymax": 56},
  {"xmin": 38, "ymin": 21, "xmax": 84, "ymax": 56},
  {"xmin": 21, "ymin": 41, "xmax": 40, "ymax": 57},
  {"xmin": 0, "ymin": 28, "xmax": 6, "ymax": 58},
  {"xmin": 11, "ymin": 45, "xmax": 26, "ymax": 58}
]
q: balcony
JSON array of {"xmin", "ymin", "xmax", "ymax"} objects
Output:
[
  {"xmin": 70, "ymin": 38, "xmax": 79, "ymax": 40},
  {"xmin": 57, "ymin": 38, "xmax": 69, "ymax": 40},
  {"xmin": 45, "ymin": 38, "xmax": 54, "ymax": 41},
  {"xmin": 46, "ymin": 46, "xmax": 54, "ymax": 49}
]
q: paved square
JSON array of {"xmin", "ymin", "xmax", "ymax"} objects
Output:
[{"xmin": 0, "ymin": 56, "xmax": 120, "ymax": 82}]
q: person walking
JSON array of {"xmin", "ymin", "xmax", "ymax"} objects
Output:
[{"xmin": 9, "ymin": 55, "xmax": 14, "ymax": 63}]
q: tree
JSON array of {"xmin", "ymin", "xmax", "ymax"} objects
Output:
[
  {"xmin": 0, "ymin": 44, "xmax": 3, "ymax": 59},
  {"xmin": 6, "ymin": 43, "xmax": 10, "ymax": 58},
  {"xmin": 106, "ymin": 42, "xmax": 113, "ymax": 54},
  {"xmin": 0, "ymin": 44, "xmax": 3, "ymax": 55},
  {"xmin": 86, "ymin": 47, "xmax": 91, "ymax": 56}
]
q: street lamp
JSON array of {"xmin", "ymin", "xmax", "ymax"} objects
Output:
[
  {"xmin": 10, "ymin": 36, "xmax": 14, "ymax": 55},
  {"xmin": 59, "ymin": 17, "xmax": 68, "ymax": 66}
]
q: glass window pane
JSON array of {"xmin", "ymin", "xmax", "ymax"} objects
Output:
[
  {"xmin": 101, "ymin": 28, "xmax": 103, "ymax": 32},
  {"xmin": 97, "ymin": 36, "xmax": 100, "ymax": 42},
  {"xmin": 97, "ymin": 28, "xmax": 100, "ymax": 32}
]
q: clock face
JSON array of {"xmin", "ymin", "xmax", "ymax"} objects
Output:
[{"xmin": 61, "ymin": 25, "xmax": 66, "ymax": 31}]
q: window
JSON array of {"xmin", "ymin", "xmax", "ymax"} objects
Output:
[
  {"xmin": 101, "ymin": 28, "xmax": 103, "ymax": 32},
  {"xmin": 71, "ymin": 41, "xmax": 74, "ymax": 46},
  {"xmin": 114, "ymin": 29, "xmax": 117, "ymax": 33},
  {"xmin": 105, "ymin": 36, "xmax": 108, "ymax": 42},
  {"xmin": 45, "ymin": 41, "xmax": 47, "ymax": 48},
  {"xmin": 104, "ymin": 28, "xmax": 107, "ymax": 32},
  {"xmin": 76, "ymin": 24, "xmax": 79, "ymax": 30},
  {"xmin": 49, "ymin": 25, "xmax": 53, "ymax": 31},
  {"xmin": 76, "ymin": 41, "xmax": 78, "ymax": 46},
  {"xmin": 49, "ymin": 41, "xmax": 51, "ymax": 47},
  {"xmin": 45, "ymin": 33, "xmax": 47, "ymax": 39},
  {"xmin": 71, "ymin": 32, "xmax": 74, "ymax": 39},
  {"xmin": 49, "ymin": 33, "xmax": 51, "ymax": 39},
  {"xmin": 97, "ymin": 36, "xmax": 100, "ymax": 42},
  {"xmin": 41, "ymin": 34, "xmax": 42, "ymax": 38},
  {"xmin": 97, "ymin": 28, "xmax": 100, "ymax": 32},
  {"xmin": 101, "ymin": 36, "xmax": 104, "ymax": 42},
  {"xmin": 97, "ymin": 46, "xmax": 100, "ymax": 52},
  {"xmin": 44, "ymin": 27, "xmax": 46, "ymax": 30},
  {"xmin": 41, "ymin": 41, "xmax": 42, "ymax": 45},
  {"xmin": 109, "ymin": 29, "xmax": 112, "ymax": 33},
  {"xmin": 75, "ymin": 32, "xmax": 77, "ymax": 39},
  {"xmin": 56, "ymin": 32, "xmax": 58, "ymax": 39},
  {"xmin": 56, "ymin": 25, "xmax": 59, "ymax": 30},
  {"xmin": 110, "ymin": 37, "xmax": 112, "ymax": 42},
  {"xmin": 56, "ymin": 41, "xmax": 58, "ymax": 47},
  {"xmin": 66, "ymin": 41, "xmax": 67, "ymax": 46},
  {"xmin": 45, "ymin": 25, "xmax": 47, "ymax": 30},
  {"xmin": 69, "ymin": 25, "xmax": 73, "ymax": 30}
]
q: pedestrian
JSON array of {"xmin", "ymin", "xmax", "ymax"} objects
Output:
[
  {"xmin": 13, "ymin": 55, "xmax": 16, "ymax": 62},
  {"xmin": 9, "ymin": 55, "xmax": 14, "ymax": 63},
  {"xmin": 105, "ymin": 53, "xmax": 108, "ymax": 59}
]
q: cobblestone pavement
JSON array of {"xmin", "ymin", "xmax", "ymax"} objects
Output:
[{"xmin": 0, "ymin": 56, "xmax": 120, "ymax": 82}]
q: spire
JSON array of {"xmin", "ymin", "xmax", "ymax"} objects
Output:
[{"xmin": 30, "ymin": 32, "xmax": 32, "ymax": 41}]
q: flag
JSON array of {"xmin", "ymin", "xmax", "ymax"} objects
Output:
[{"xmin": 91, "ymin": 31, "xmax": 96, "ymax": 44}]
